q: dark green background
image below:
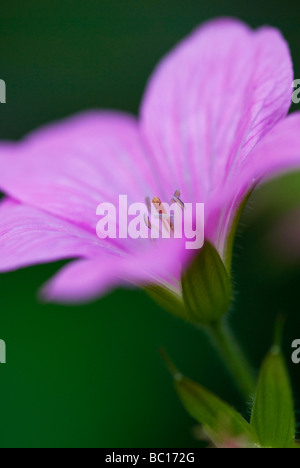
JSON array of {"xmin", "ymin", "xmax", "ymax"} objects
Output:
[{"xmin": 0, "ymin": 0, "xmax": 300, "ymax": 448}]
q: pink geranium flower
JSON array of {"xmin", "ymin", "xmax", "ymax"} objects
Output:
[{"xmin": 1, "ymin": 18, "xmax": 300, "ymax": 304}]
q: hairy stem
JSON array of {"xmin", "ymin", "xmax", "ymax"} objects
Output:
[{"xmin": 207, "ymin": 320, "xmax": 256, "ymax": 400}]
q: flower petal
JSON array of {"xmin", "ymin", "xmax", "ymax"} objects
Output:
[
  {"xmin": 0, "ymin": 197, "xmax": 190, "ymax": 302},
  {"xmin": 0, "ymin": 199, "xmax": 117, "ymax": 272},
  {"xmin": 0, "ymin": 111, "xmax": 158, "ymax": 233},
  {"xmin": 241, "ymin": 112, "xmax": 300, "ymax": 183},
  {"xmin": 41, "ymin": 258, "xmax": 132, "ymax": 304},
  {"xmin": 41, "ymin": 236, "xmax": 190, "ymax": 304},
  {"xmin": 141, "ymin": 18, "xmax": 293, "ymax": 205},
  {"xmin": 207, "ymin": 113, "xmax": 300, "ymax": 254}
]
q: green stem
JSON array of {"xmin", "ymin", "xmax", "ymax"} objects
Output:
[{"xmin": 207, "ymin": 320, "xmax": 256, "ymax": 400}]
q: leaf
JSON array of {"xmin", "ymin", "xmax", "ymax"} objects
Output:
[
  {"xmin": 161, "ymin": 351, "xmax": 258, "ymax": 448},
  {"xmin": 251, "ymin": 346, "xmax": 296, "ymax": 448},
  {"xmin": 181, "ymin": 242, "xmax": 232, "ymax": 325}
]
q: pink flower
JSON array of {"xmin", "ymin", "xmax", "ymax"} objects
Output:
[{"xmin": 1, "ymin": 18, "xmax": 300, "ymax": 304}]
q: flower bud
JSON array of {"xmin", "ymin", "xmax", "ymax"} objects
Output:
[{"xmin": 181, "ymin": 242, "xmax": 232, "ymax": 325}]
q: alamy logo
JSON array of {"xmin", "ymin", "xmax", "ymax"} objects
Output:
[
  {"xmin": 0, "ymin": 80, "xmax": 6, "ymax": 104},
  {"xmin": 292, "ymin": 339, "xmax": 300, "ymax": 364},
  {"xmin": 292, "ymin": 79, "xmax": 300, "ymax": 104},
  {"xmin": 96, "ymin": 193, "xmax": 205, "ymax": 250},
  {"xmin": 0, "ymin": 340, "xmax": 6, "ymax": 364}
]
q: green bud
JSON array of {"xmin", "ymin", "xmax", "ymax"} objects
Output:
[
  {"xmin": 161, "ymin": 351, "xmax": 259, "ymax": 448},
  {"xmin": 251, "ymin": 345, "xmax": 296, "ymax": 448},
  {"xmin": 181, "ymin": 242, "xmax": 232, "ymax": 325}
]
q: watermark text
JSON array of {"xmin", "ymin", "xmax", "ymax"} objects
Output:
[
  {"xmin": 292, "ymin": 339, "xmax": 300, "ymax": 364},
  {"xmin": 96, "ymin": 194, "xmax": 205, "ymax": 250},
  {"xmin": 292, "ymin": 79, "xmax": 300, "ymax": 104},
  {"xmin": 0, "ymin": 79, "xmax": 6, "ymax": 104},
  {"xmin": 0, "ymin": 339, "xmax": 6, "ymax": 364}
]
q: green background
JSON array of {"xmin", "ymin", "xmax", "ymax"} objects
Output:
[{"xmin": 0, "ymin": 0, "xmax": 300, "ymax": 448}]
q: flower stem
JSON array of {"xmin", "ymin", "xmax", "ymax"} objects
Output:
[{"xmin": 207, "ymin": 320, "xmax": 256, "ymax": 400}]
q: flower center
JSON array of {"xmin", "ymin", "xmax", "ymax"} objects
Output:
[{"xmin": 144, "ymin": 190, "xmax": 184, "ymax": 236}]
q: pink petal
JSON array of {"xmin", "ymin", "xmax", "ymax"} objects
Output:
[
  {"xmin": 207, "ymin": 113, "xmax": 300, "ymax": 254},
  {"xmin": 0, "ymin": 199, "xmax": 189, "ymax": 302},
  {"xmin": 0, "ymin": 111, "xmax": 159, "ymax": 233},
  {"xmin": 241, "ymin": 112, "xmax": 300, "ymax": 183},
  {"xmin": 0, "ymin": 198, "xmax": 119, "ymax": 272},
  {"xmin": 141, "ymin": 18, "xmax": 293, "ymax": 232},
  {"xmin": 41, "ymin": 258, "xmax": 132, "ymax": 304},
  {"xmin": 41, "ymin": 237, "xmax": 190, "ymax": 304}
]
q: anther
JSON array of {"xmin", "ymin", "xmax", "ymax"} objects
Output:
[{"xmin": 152, "ymin": 197, "xmax": 162, "ymax": 205}]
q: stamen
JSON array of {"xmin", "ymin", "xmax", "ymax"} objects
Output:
[
  {"xmin": 144, "ymin": 197, "xmax": 152, "ymax": 229},
  {"xmin": 144, "ymin": 190, "xmax": 184, "ymax": 234},
  {"xmin": 152, "ymin": 197, "xmax": 174, "ymax": 233},
  {"xmin": 171, "ymin": 190, "xmax": 185, "ymax": 210}
]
